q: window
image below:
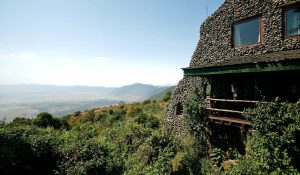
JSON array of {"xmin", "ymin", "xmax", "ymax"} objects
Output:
[
  {"xmin": 176, "ymin": 102, "xmax": 183, "ymax": 115},
  {"xmin": 285, "ymin": 7, "xmax": 300, "ymax": 37},
  {"xmin": 233, "ymin": 17, "xmax": 261, "ymax": 47}
]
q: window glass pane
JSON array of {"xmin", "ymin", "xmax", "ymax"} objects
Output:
[
  {"xmin": 286, "ymin": 7, "xmax": 300, "ymax": 37},
  {"xmin": 234, "ymin": 18, "xmax": 260, "ymax": 46}
]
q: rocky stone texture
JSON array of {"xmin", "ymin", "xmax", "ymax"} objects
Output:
[
  {"xmin": 190, "ymin": 0, "xmax": 300, "ymax": 68},
  {"xmin": 165, "ymin": 0, "xmax": 300, "ymax": 134},
  {"xmin": 165, "ymin": 76, "xmax": 207, "ymax": 135}
]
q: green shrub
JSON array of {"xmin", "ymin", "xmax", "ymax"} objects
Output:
[
  {"xmin": 0, "ymin": 98, "xmax": 174, "ymax": 175},
  {"xmin": 225, "ymin": 100, "xmax": 300, "ymax": 174},
  {"xmin": 73, "ymin": 111, "xmax": 81, "ymax": 117},
  {"xmin": 142, "ymin": 100, "xmax": 151, "ymax": 105},
  {"xmin": 59, "ymin": 118, "xmax": 70, "ymax": 130},
  {"xmin": 124, "ymin": 130, "xmax": 181, "ymax": 175},
  {"xmin": 10, "ymin": 117, "xmax": 32, "ymax": 126},
  {"xmin": 185, "ymin": 88, "xmax": 209, "ymax": 156},
  {"xmin": 0, "ymin": 127, "xmax": 34, "ymax": 174},
  {"xmin": 135, "ymin": 112, "xmax": 159, "ymax": 129},
  {"xmin": 60, "ymin": 140, "xmax": 110, "ymax": 175},
  {"xmin": 0, "ymin": 126, "xmax": 62, "ymax": 175},
  {"xmin": 95, "ymin": 111, "xmax": 110, "ymax": 124},
  {"xmin": 210, "ymin": 148, "xmax": 225, "ymax": 167},
  {"xmin": 109, "ymin": 109, "xmax": 126, "ymax": 124},
  {"xmin": 28, "ymin": 131, "xmax": 61, "ymax": 174},
  {"xmin": 162, "ymin": 91, "xmax": 172, "ymax": 102},
  {"xmin": 34, "ymin": 112, "xmax": 62, "ymax": 129},
  {"xmin": 85, "ymin": 110, "xmax": 96, "ymax": 123}
]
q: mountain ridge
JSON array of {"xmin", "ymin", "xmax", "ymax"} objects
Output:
[
  {"xmin": 0, "ymin": 83, "xmax": 171, "ymax": 101},
  {"xmin": 0, "ymin": 83, "xmax": 172, "ymax": 121}
]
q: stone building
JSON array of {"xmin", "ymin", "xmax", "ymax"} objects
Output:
[{"xmin": 165, "ymin": 0, "xmax": 300, "ymax": 137}]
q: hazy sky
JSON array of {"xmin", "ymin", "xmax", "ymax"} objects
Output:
[{"xmin": 0, "ymin": 0, "xmax": 224, "ymax": 87}]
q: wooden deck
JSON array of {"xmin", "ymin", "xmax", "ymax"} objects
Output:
[
  {"xmin": 205, "ymin": 98, "xmax": 259, "ymax": 127},
  {"xmin": 206, "ymin": 107, "xmax": 244, "ymax": 114},
  {"xmin": 206, "ymin": 98, "xmax": 269, "ymax": 104},
  {"xmin": 209, "ymin": 115, "xmax": 251, "ymax": 127}
]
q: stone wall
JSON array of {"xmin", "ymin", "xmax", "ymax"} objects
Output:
[
  {"xmin": 190, "ymin": 0, "xmax": 300, "ymax": 68},
  {"xmin": 165, "ymin": 0, "xmax": 300, "ymax": 134},
  {"xmin": 165, "ymin": 76, "xmax": 207, "ymax": 135}
]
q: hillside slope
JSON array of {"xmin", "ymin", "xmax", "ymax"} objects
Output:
[
  {"xmin": 110, "ymin": 83, "xmax": 170, "ymax": 101},
  {"xmin": 147, "ymin": 86, "xmax": 175, "ymax": 100},
  {"xmin": 1, "ymin": 91, "xmax": 300, "ymax": 174}
]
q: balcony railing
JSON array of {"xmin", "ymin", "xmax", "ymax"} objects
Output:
[{"xmin": 205, "ymin": 97, "xmax": 269, "ymax": 126}]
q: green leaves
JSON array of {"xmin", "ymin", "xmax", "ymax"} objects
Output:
[
  {"xmin": 185, "ymin": 88, "xmax": 209, "ymax": 154},
  {"xmin": 135, "ymin": 112, "xmax": 159, "ymax": 129},
  {"xmin": 33, "ymin": 112, "xmax": 69, "ymax": 130},
  {"xmin": 5, "ymin": 94, "xmax": 300, "ymax": 174},
  {"xmin": 244, "ymin": 101, "xmax": 300, "ymax": 135},
  {"xmin": 225, "ymin": 100, "xmax": 300, "ymax": 174},
  {"xmin": 210, "ymin": 148, "xmax": 225, "ymax": 167}
]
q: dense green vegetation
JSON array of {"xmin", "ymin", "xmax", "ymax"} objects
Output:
[
  {"xmin": 1, "ymin": 90, "xmax": 300, "ymax": 175},
  {"xmin": 0, "ymin": 92, "xmax": 192, "ymax": 175},
  {"xmin": 185, "ymin": 89, "xmax": 300, "ymax": 174}
]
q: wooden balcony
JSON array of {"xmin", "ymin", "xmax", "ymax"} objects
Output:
[{"xmin": 205, "ymin": 98, "xmax": 268, "ymax": 127}]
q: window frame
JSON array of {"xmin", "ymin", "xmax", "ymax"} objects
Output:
[
  {"xmin": 232, "ymin": 16, "xmax": 263, "ymax": 48},
  {"xmin": 175, "ymin": 102, "xmax": 183, "ymax": 115},
  {"xmin": 284, "ymin": 4, "xmax": 300, "ymax": 39}
]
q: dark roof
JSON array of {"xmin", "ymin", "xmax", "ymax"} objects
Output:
[{"xmin": 189, "ymin": 49, "xmax": 300, "ymax": 69}]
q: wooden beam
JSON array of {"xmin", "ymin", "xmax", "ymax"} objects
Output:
[
  {"xmin": 206, "ymin": 107, "xmax": 244, "ymax": 114},
  {"xmin": 206, "ymin": 98, "xmax": 269, "ymax": 104},
  {"xmin": 209, "ymin": 115, "xmax": 251, "ymax": 126}
]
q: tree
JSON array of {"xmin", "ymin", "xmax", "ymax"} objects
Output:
[{"xmin": 34, "ymin": 112, "xmax": 61, "ymax": 129}]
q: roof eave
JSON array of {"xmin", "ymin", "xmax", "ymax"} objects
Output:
[{"xmin": 183, "ymin": 59, "xmax": 300, "ymax": 76}]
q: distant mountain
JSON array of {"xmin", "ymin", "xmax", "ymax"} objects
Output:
[
  {"xmin": 110, "ymin": 83, "xmax": 170, "ymax": 101},
  {"xmin": 0, "ymin": 84, "xmax": 171, "ymax": 103},
  {"xmin": 0, "ymin": 83, "xmax": 171, "ymax": 121}
]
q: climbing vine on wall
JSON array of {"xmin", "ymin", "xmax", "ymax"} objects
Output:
[{"xmin": 185, "ymin": 87, "xmax": 209, "ymax": 156}]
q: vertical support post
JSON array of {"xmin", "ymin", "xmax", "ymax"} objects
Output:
[
  {"xmin": 209, "ymin": 76, "xmax": 214, "ymax": 108},
  {"xmin": 254, "ymin": 74, "xmax": 258, "ymax": 100}
]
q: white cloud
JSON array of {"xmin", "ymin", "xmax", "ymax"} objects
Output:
[{"xmin": 0, "ymin": 53, "xmax": 41, "ymax": 60}]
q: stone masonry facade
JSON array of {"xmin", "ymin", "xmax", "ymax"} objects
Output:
[{"xmin": 165, "ymin": 0, "xmax": 300, "ymax": 134}]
